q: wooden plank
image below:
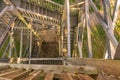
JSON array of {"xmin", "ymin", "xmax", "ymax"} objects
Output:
[
  {"xmin": 0, "ymin": 65, "xmax": 10, "ymax": 71},
  {"xmin": 77, "ymin": 74, "xmax": 94, "ymax": 80},
  {"xmin": 44, "ymin": 72, "xmax": 54, "ymax": 80},
  {"xmin": 0, "ymin": 77, "xmax": 11, "ymax": 80},
  {"xmin": 61, "ymin": 73, "xmax": 73, "ymax": 80},
  {"xmin": 1, "ymin": 69, "xmax": 25, "ymax": 79},
  {"xmin": 66, "ymin": 58, "xmax": 120, "ymax": 76},
  {"xmin": 70, "ymin": 73, "xmax": 81, "ymax": 80},
  {"xmin": 12, "ymin": 70, "xmax": 31, "ymax": 80},
  {"xmin": 25, "ymin": 70, "xmax": 41, "ymax": 80},
  {"xmin": 0, "ymin": 69, "xmax": 19, "ymax": 77},
  {"xmin": 96, "ymin": 72, "xmax": 109, "ymax": 80},
  {"xmin": 0, "ymin": 68, "xmax": 15, "ymax": 74}
]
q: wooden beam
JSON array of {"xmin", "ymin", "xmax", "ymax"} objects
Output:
[
  {"xmin": 0, "ymin": 6, "xmax": 10, "ymax": 18},
  {"xmin": 44, "ymin": 72, "xmax": 54, "ymax": 80},
  {"xmin": 85, "ymin": 0, "xmax": 92, "ymax": 58},
  {"xmin": 25, "ymin": 70, "xmax": 41, "ymax": 80},
  {"xmin": 102, "ymin": 0, "xmax": 112, "ymax": 59},
  {"xmin": 3, "ymin": 0, "xmax": 41, "ymax": 40},
  {"xmin": 0, "ymin": 69, "xmax": 19, "ymax": 77},
  {"xmin": 45, "ymin": 0, "xmax": 63, "ymax": 7},
  {"xmin": 66, "ymin": 58, "xmax": 120, "ymax": 75},
  {"xmin": 112, "ymin": 0, "xmax": 120, "ymax": 27},
  {"xmin": 61, "ymin": 73, "xmax": 73, "ymax": 80},
  {"xmin": 12, "ymin": 70, "xmax": 31, "ymax": 80},
  {"xmin": 66, "ymin": 0, "xmax": 71, "ymax": 57},
  {"xmin": 89, "ymin": 0, "xmax": 118, "ymax": 50},
  {"xmin": 21, "ymin": 58, "xmax": 63, "ymax": 62},
  {"xmin": 0, "ymin": 65, "xmax": 10, "ymax": 71},
  {"xmin": 0, "ymin": 77, "xmax": 11, "ymax": 80},
  {"xmin": 17, "ymin": 7, "xmax": 60, "ymax": 26},
  {"xmin": 115, "ymin": 42, "xmax": 120, "ymax": 59},
  {"xmin": 78, "ymin": 74, "xmax": 94, "ymax": 80},
  {"xmin": 70, "ymin": 1, "xmax": 85, "ymax": 8}
]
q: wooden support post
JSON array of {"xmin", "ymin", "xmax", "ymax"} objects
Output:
[
  {"xmin": 59, "ymin": 37, "xmax": 61, "ymax": 57},
  {"xmin": 2, "ymin": 43, "xmax": 10, "ymax": 58},
  {"xmin": 18, "ymin": 26, "xmax": 23, "ymax": 63},
  {"xmin": 102, "ymin": 0, "xmax": 118, "ymax": 59},
  {"xmin": 7, "ymin": 38, "xmax": 12, "ymax": 59},
  {"xmin": 9, "ymin": 21, "xmax": 15, "ymax": 60},
  {"xmin": 29, "ymin": 29, "xmax": 32, "ymax": 64},
  {"xmin": 113, "ymin": 0, "xmax": 120, "ymax": 27},
  {"xmin": 85, "ymin": 0, "xmax": 92, "ymax": 58},
  {"xmin": 58, "ymin": 26, "xmax": 62, "ymax": 57},
  {"xmin": 60, "ymin": 24, "xmax": 63, "ymax": 57},
  {"xmin": 77, "ymin": 11, "xmax": 85, "ymax": 58},
  {"xmin": 102, "ymin": 0, "xmax": 112, "ymax": 59},
  {"xmin": 89, "ymin": 0, "xmax": 118, "ymax": 51},
  {"xmin": 66, "ymin": 0, "xmax": 71, "ymax": 57},
  {"xmin": 115, "ymin": 42, "xmax": 120, "ymax": 59},
  {"xmin": 60, "ymin": 2, "xmax": 67, "ymax": 57}
]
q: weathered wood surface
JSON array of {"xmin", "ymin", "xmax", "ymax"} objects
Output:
[
  {"xmin": 115, "ymin": 42, "xmax": 120, "ymax": 59},
  {"xmin": 44, "ymin": 72, "xmax": 54, "ymax": 80},
  {"xmin": 0, "ymin": 63, "xmax": 98, "ymax": 74},
  {"xmin": 66, "ymin": 58, "xmax": 120, "ymax": 76},
  {"xmin": 0, "ymin": 65, "xmax": 119, "ymax": 80}
]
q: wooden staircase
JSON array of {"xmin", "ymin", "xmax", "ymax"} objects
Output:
[{"xmin": 62, "ymin": 14, "xmax": 78, "ymax": 56}]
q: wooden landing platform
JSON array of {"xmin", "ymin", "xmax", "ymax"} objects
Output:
[
  {"xmin": 0, "ymin": 63, "xmax": 98, "ymax": 74},
  {"xmin": 65, "ymin": 58, "xmax": 120, "ymax": 76},
  {"xmin": 0, "ymin": 64, "xmax": 97, "ymax": 80},
  {"xmin": 0, "ymin": 58, "xmax": 119, "ymax": 80}
]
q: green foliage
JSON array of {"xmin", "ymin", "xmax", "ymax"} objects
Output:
[
  {"xmin": 52, "ymin": 0, "xmax": 64, "ymax": 4},
  {"xmin": 15, "ymin": 39, "xmax": 20, "ymax": 56},
  {"xmin": 82, "ymin": 27, "xmax": 88, "ymax": 57},
  {"xmin": 91, "ymin": 25, "xmax": 106, "ymax": 58},
  {"xmin": 70, "ymin": 0, "xmax": 75, "ymax": 3},
  {"xmin": 93, "ymin": 0, "xmax": 102, "ymax": 10},
  {"xmin": 89, "ymin": 0, "xmax": 102, "ymax": 13},
  {"xmin": 114, "ymin": 19, "xmax": 120, "ymax": 41},
  {"xmin": 82, "ymin": 24, "xmax": 106, "ymax": 58},
  {"xmin": 89, "ymin": 6, "xmax": 94, "ymax": 12},
  {"xmin": 0, "ymin": 38, "xmax": 10, "ymax": 57},
  {"xmin": 52, "ymin": 0, "xmax": 75, "ymax": 5}
]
